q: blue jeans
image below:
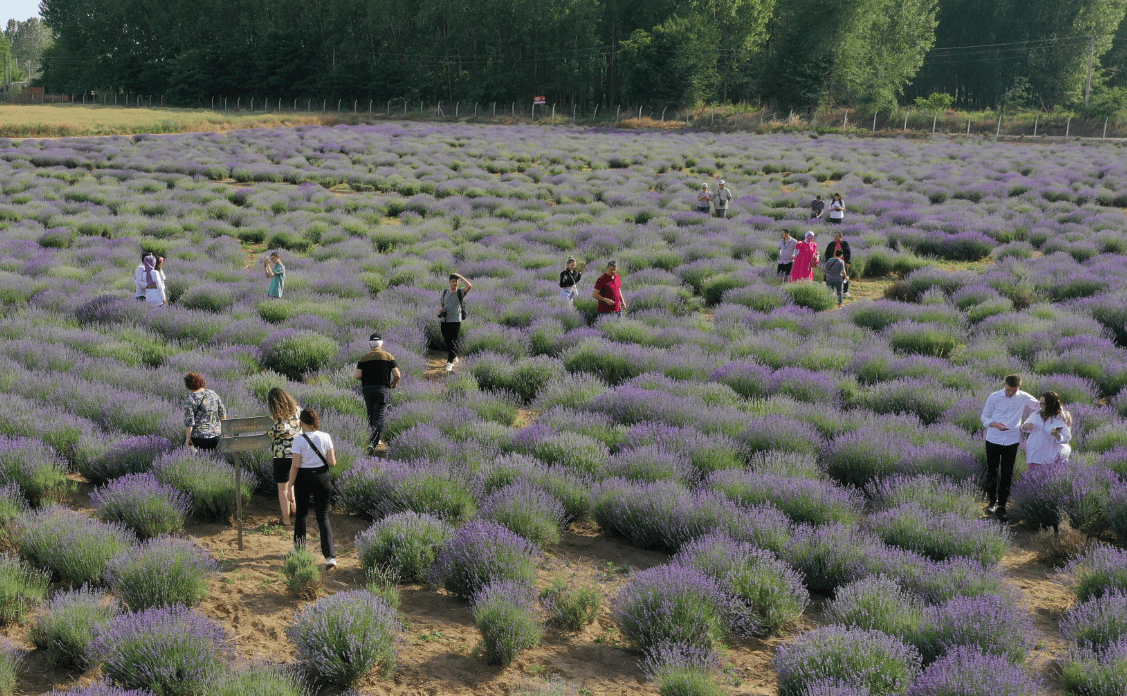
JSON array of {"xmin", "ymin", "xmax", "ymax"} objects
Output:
[{"xmin": 826, "ymin": 279, "xmax": 844, "ymax": 305}]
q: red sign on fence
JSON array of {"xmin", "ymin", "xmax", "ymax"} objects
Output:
[{"xmin": 533, "ymin": 96, "xmax": 546, "ymax": 105}]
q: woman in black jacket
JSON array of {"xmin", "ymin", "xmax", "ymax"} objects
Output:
[
  {"xmin": 559, "ymin": 257, "xmax": 585, "ymax": 303},
  {"xmin": 822, "ymin": 231, "xmax": 852, "ymax": 297}
]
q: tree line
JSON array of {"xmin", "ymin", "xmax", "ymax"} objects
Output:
[{"xmin": 29, "ymin": 0, "xmax": 1127, "ymax": 112}]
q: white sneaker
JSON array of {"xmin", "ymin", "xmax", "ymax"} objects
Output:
[
  {"xmin": 844, "ymin": 292, "xmax": 852, "ymax": 297},
  {"xmin": 325, "ymin": 557, "xmax": 338, "ymax": 568},
  {"xmin": 453, "ymin": 357, "xmax": 459, "ymax": 364},
  {"xmin": 445, "ymin": 362, "xmax": 453, "ymax": 372}
]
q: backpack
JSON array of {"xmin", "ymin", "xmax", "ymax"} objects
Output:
[{"xmin": 442, "ymin": 289, "xmax": 467, "ymax": 320}]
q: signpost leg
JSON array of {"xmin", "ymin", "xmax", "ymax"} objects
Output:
[{"xmin": 234, "ymin": 452, "xmax": 244, "ymax": 551}]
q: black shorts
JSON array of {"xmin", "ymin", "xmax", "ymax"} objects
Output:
[
  {"xmin": 190, "ymin": 436, "xmax": 219, "ymax": 450},
  {"xmin": 827, "ymin": 217, "xmax": 842, "ymax": 225},
  {"xmin": 273, "ymin": 457, "xmax": 293, "ymax": 485}
]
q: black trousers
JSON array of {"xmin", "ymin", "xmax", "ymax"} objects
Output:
[
  {"xmin": 776, "ymin": 262, "xmax": 793, "ymax": 276},
  {"xmin": 293, "ymin": 466, "xmax": 334, "ymax": 559},
  {"xmin": 362, "ymin": 385, "xmax": 391, "ymax": 447},
  {"xmin": 984, "ymin": 441, "xmax": 1019, "ymax": 508},
  {"xmin": 190, "ymin": 436, "xmax": 219, "ymax": 450},
  {"xmin": 440, "ymin": 321, "xmax": 462, "ymax": 363}
]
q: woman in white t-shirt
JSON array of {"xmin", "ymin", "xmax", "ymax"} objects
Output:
[
  {"xmin": 828, "ymin": 193, "xmax": 845, "ymax": 225},
  {"xmin": 1020, "ymin": 391, "xmax": 1072, "ymax": 471},
  {"xmin": 141, "ymin": 255, "xmax": 166, "ymax": 306},
  {"xmin": 288, "ymin": 408, "xmax": 337, "ymax": 568}
]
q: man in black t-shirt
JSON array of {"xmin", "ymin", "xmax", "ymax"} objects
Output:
[
  {"xmin": 354, "ymin": 333, "xmax": 401, "ymax": 454},
  {"xmin": 810, "ymin": 195, "xmax": 825, "ymax": 219}
]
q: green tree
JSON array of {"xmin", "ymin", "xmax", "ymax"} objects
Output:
[{"xmin": 620, "ymin": 16, "xmax": 719, "ymax": 106}]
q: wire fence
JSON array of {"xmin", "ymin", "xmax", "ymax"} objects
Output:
[{"xmin": 5, "ymin": 91, "xmax": 1127, "ymax": 140}]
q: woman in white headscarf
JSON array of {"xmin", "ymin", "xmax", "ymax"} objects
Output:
[
  {"xmin": 789, "ymin": 232, "xmax": 819, "ymax": 282},
  {"xmin": 142, "ymin": 254, "xmax": 166, "ymax": 306}
]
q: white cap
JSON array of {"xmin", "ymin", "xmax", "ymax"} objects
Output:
[{"xmin": 719, "ymin": 180, "xmax": 726, "ymax": 185}]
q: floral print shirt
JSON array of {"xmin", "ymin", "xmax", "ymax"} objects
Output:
[
  {"xmin": 183, "ymin": 389, "xmax": 227, "ymax": 439},
  {"xmin": 269, "ymin": 417, "xmax": 301, "ymax": 459}
]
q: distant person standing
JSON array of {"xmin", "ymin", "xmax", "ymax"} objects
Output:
[
  {"xmin": 789, "ymin": 232, "xmax": 819, "ymax": 283},
  {"xmin": 823, "ymin": 231, "xmax": 852, "ymax": 297},
  {"xmin": 559, "ymin": 257, "xmax": 585, "ymax": 303},
  {"xmin": 266, "ymin": 387, "xmax": 300, "ymax": 526},
  {"xmin": 777, "ymin": 229, "xmax": 798, "ymax": 277},
  {"xmin": 265, "ymin": 252, "xmax": 285, "ymax": 298},
  {"xmin": 134, "ymin": 252, "xmax": 149, "ymax": 301},
  {"xmin": 355, "ymin": 333, "xmax": 401, "ymax": 454},
  {"xmin": 696, "ymin": 183, "xmax": 713, "ymax": 214},
  {"xmin": 810, "ymin": 195, "xmax": 825, "ymax": 220},
  {"xmin": 142, "ymin": 255, "xmax": 166, "ymax": 306},
  {"xmin": 823, "ymin": 248, "xmax": 847, "ymax": 306},
  {"xmin": 713, "ymin": 181, "xmax": 733, "ymax": 219},
  {"xmin": 440, "ymin": 273, "xmax": 473, "ymax": 372},
  {"xmin": 593, "ymin": 261, "xmax": 627, "ymax": 316},
  {"xmin": 828, "ymin": 193, "xmax": 845, "ymax": 225},
  {"xmin": 980, "ymin": 374, "xmax": 1039, "ymax": 522}
]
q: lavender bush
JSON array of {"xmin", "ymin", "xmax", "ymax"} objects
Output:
[
  {"xmin": 152, "ymin": 450, "xmax": 255, "ymax": 522},
  {"xmin": 641, "ymin": 642, "xmax": 726, "ymax": 696},
  {"xmin": 773, "ymin": 625, "xmax": 922, "ymax": 696},
  {"xmin": 542, "ymin": 581, "xmax": 603, "ymax": 631},
  {"xmin": 824, "ymin": 576, "xmax": 924, "ymax": 640},
  {"xmin": 287, "ymin": 590, "xmax": 402, "ymax": 685},
  {"xmin": 913, "ymin": 593, "xmax": 1033, "ymax": 665},
  {"xmin": 14, "ymin": 506, "xmax": 134, "ymax": 585},
  {"xmin": 1061, "ymin": 545, "xmax": 1127, "ymax": 603},
  {"xmin": 0, "ymin": 483, "xmax": 24, "ymax": 528},
  {"xmin": 91, "ymin": 473, "xmax": 191, "ymax": 539},
  {"xmin": 866, "ymin": 503, "xmax": 1010, "ymax": 566},
  {"xmin": 203, "ymin": 662, "xmax": 311, "ymax": 696},
  {"xmin": 355, "ymin": 511, "xmax": 453, "ymax": 582},
  {"xmin": 784, "ymin": 523, "xmax": 882, "ymax": 595},
  {"xmin": 1059, "ymin": 639, "xmax": 1127, "ymax": 696},
  {"xmin": 44, "ymin": 685, "xmax": 153, "ymax": 696},
  {"xmin": 614, "ymin": 564, "xmax": 731, "ymax": 654},
  {"xmin": 281, "ymin": 547, "xmax": 323, "ymax": 599},
  {"xmin": 907, "ymin": 646, "xmax": 1045, "ymax": 696},
  {"xmin": 0, "ymin": 552, "xmax": 50, "ymax": 625},
  {"xmin": 706, "ymin": 469, "xmax": 863, "ymax": 526},
  {"xmin": 672, "ymin": 533, "xmax": 808, "ymax": 636},
  {"xmin": 30, "ymin": 587, "xmax": 121, "ymax": 668},
  {"xmin": 1059, "ymin": 593, "xmax": 1127, "ymax": 652},
  {"xmin": 471, "ymin": 580, "xmax": 543, "ymax": 666},
  {"xmin": 0, "ymin": 435, "xmax": 72, "ymax": 506},
  {"xmin": 428, "ymin": 520, "xmax": 540, "ymax": 599},
  {"xmin": 479, "ymin": 481, "xmax": 568, "ymax": 546},
  {"xmin": 0, "ymin": 640, "xmax": 22, "ymax": 696},
  {"xmin": 81, "ymin": 435, "xmax": 177, "ymax": 484},
  {"xmin": 91, "ymin": 605, "xmax": 233, "ymax": 696},
  {"xmin": 105, "ymin": 536, "xmax": 216, "ymax": 610},
  {"xmin": 865, "ymin": 474, "xmax": 980, "ymax": 518}
]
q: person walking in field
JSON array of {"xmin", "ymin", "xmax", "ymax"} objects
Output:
[
  {"xmin": 789, "ymin": 232, "xmax": 819, "ymax": 282},
  {"xmin": 828, "ymin": 193, "xmax": 845, "ymax": 225},
  {"xmin": 823, "ymin": 230, "xmax": 852, "ymax": 297},
  {"xmin": 823, "ymin": 248, "xmax": 847, "ymax": 306},
  {"xmin": 183, "ymin": 372, "xmax": 227, "ymax": 451},
  {"xmin": 810, "ymin": 195, "xmax": 825, "ymax": 220},
  {"xmin": 559, "ymin": 257, "xmax": 585, "ymax": 303},
  {"xmin": 265, "ymin": 252, "xmax": 285, "ymax": 298},
  {"xmin": 593, "ymin": 261, "xmax": 627, "ymax": 316},
  {"xmin": 777, "ymin": 229, "xmax": 798, "ymax": 277},
  {"xmin": 266, "ymin": 388, "xmax": 300, "ymax": 526},
  {"xmin": 713, "ymin": 180, "xmax": 733, "ymax": 218},
  {"xmin": 697, "ymin": 183, "xmax": 713, "ymax": 214},
  {"xmin": 1020, "ymin": 391, "xmax": 1072, "ymax": 472},
  {"xmin": 141, "ymin": 254, "xmax": 166, "ymax": 306},
  {"xmin": 134, "ymin": 252, "xmax": 150, "ymax": 301},
  {"xmin": 980, "ymin": 374, "xmax": 1040, "ymax": 522},
  {"xmin": 440, "ymin": 273, "xmax": 473, "ymax": 372},
  {"xmin": 288, "ymin": 408, "xmax": 337, "ymax": 569},
  {"xmin": 355, "ymin": 333, "xmax": 401, "ymax": 454}
]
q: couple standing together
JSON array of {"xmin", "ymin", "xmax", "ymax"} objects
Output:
[{"xmin": 980, "ymin": 375, "xmax": 1072, "ymax": 522}]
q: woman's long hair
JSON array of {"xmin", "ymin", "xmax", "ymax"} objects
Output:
[
  {"xmin": 268, "ymin": 387, "xmax": 300, "ymax": 421},
  {"xmin": 1041, "ymin": 391, "xmax": 1063, "ymax": 420}
]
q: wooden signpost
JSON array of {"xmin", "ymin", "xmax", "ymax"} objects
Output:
[{"xmin": 220, "ymin": 416, "xmax": 274, "ymax": 550}]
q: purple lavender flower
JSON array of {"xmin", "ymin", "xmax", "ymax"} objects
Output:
[
  {"xmin": 479, "ymin": 481, "xmax": 568, "ymax": 546},
  {"xmin": 614, "ymin": 564, "xmax": 730, "ymax": 654},
  {"xmin": 91, "ymin": 605, "xmax": 233, "ymax": 695},
  {"xmin": 105, "ymin": 536, "xmax": 217, "ymax": 611},
  {"xmin": 783, "ymin": 523, "xmax": 884, "ymax": 595},
  {"xmin": 15, "ymin": 506, "xmax": 134, "ymax": 585},
  {"xmin": 908, "ymin": 645, "xmax": 1046, "ymax": 696},
  {"xmin": 1060, "ymin": 592, "xmax": 1127, "ymax": 652},
  {"xmin": 606, "ymin": 445, "xmax": 696, "ymax": 485},
  {"xmin": 867, "ymin": 502, "xmax": 1011, "ymax": 566},
  {"xmin": 355, "ymin": 511, "xmax": 453, "ymax": 582},
  {"xmin": 1062, "ymin": 545, "xmax": 1127, "ymax": 603},
  {"xmin": 428, "ymin": 520, "xmax": 540, "ymax": 599},
  {"xmin": 773, "ymin": 625, "xmax": 922, "ymax": 696},
  {"xmin": 82, "ymin": 435, "xmax": 177, "ymax": 484},
  {"xmin": 471, "ymin": 580, "xmax": 542, "ymax": 666},
  {"xmin": 30, "ymin": 587, "xmax": 121, "ymax": 668},
  {"xmin": 916, "ymin": 593, "xmax": 1033, "ymax": 664},
  {"xmin": 1060, "ymin": 638, "xmax": 1127, "ymax": 696},
  {"xmin": 707, "ymin": 469, "xmax": 863, "ymax": 526},
  {"xmin": 46, "ymin": 684, "xmax": 153, "ymax": 696},
  {"xmin": 640, "ymin": 641, "xmax": 727, "ymax": 695},
  {"xmin": 287, "ymin": 590, "xmax": 402, "ymax": 685},
  {"xmin": 91, "ymin": 472, "xmax": 191, "ymax": 540}
]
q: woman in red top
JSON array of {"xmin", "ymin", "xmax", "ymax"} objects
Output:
[
  {"xmin": 592, "ymin": 261, "xmax": 627, "ymax": 315},
  {"xmin": 789, "ymin": 232, "xmax": 819, "ymax": 282}
]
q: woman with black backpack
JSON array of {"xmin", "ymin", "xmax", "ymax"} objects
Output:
[{"xmin": 439, "ymin": 273, "xmax": 473, "ymax": 372}]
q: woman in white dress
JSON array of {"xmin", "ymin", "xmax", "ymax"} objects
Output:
[
  {"xmin": 141, "ymin": 254, "xmax": 166, "ymax": 306},
  {"xmin": 1020, "ymin": 391, "xmax": 1071, "ymax": 471}
]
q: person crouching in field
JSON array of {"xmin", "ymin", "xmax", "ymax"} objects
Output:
[
  {"xmin": 142, "ymin": 254, "xmax": 166, "ymax": 306},
  {"xmin": 267, "ymin": 388, "xmax": 300, "ymax": 526}
]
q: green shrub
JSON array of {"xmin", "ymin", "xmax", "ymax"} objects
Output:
[
  {"xmin": 261, "ymin": 330, "xmax": 339, "ymax": 381},
  {"xmin": 282, "ymin": 548, "xmax": 323, "ymax": 599},
  {"xmin": 783, "ymin": 282, "xmax": 837, "ymax": 311},
  {"xmin": 0, "ymin": 554, "xmax": 50, "ymax": 626}
]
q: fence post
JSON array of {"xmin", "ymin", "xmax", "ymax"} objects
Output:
[
  {"xmin": 617, "ymin": 105, "xmax": 621, "ymax": 122},
  {"xmin": 337, "ymin": 99, "xmax": 341, "ymax": 111},
  {"xmin": 294, "ymin": 98, "xmax": 297, "ymax": 111},
  {"xmin": 211, "ymin": 97, "xmax": 214, "ymax": 110},
  {"xmin": 592, "ymin": 104, "xmax": 599, "ymax": 119},
  {"xmin": 1103, "ymin": 117, "xmax": 1109, "ymax": 140},
  {"xmin": 455, "ymin": 102, "xmax": 459, "ymax": 116},
  {"xmin": 552, "ymin": 104, "xmax": 555, "ymax": 120},
  {"xmin": 573, "ymin": 103, "xmax": 577, "ymax": 123},
  {"xmin": 932, "ymin": 112, "xmax": 938, "ymax": 133},
  {"xmin": 250, "ymin": 97, "xmax": 254, "ymax": 111},
  {"xmin": 354, "ymin": 100, "xmax": 357, "ymax": 113},
  {"xmin": 872, "ymin": 111, "xmax": 877, "ymax": 132},
  {"xmin": 637, "ymin": 105, "xmax": 642, "ymax": 119},
  {"xmin": 966, "ymin": 114, "xmax": 971, "ymax": 135},
  {"xmin": 1065, "ymin": 116, "xmax": 1071, "ymax": 140},
  {"xmin": 475, "ymin": 103, "xmax": 478, "ymax": 117},
  {"xmin": 511, "ymin": 102, "xmax": 515, "ymax": 116},
  {"xmin": 237, "ymin": 97, "xmax": 240, "ymax": 110},
  {"xmin": 661, "ymin": 105, "xmax": 667, "ymax": 122},
  {"xmin": 1033, "ymin": 113, "xmax": 1039, "ymax": 137},
  {"xmin": 711, "ymin": 109, "xmax": 715, "ymax": 127},
  {"xmin": 903, "ymin": 110, "xmax": 909, "ymax": 131},
  {"xmin": 843, "ymin": 111, "xmax": 848, "ymax": 129},
  {"xmin": 323, "ymin": 100, "xmax": 326, "ymax": 111},
  {"xmin": 996, "ymin": 112, "xmax": 1002, "ymax": 137}
]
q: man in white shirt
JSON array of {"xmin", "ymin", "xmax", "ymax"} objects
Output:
[
  {"xmin": 713, "ymin": 180, "xmax": 732, "ymax": 219},
  {"xmin": 777, "ymin": 229, "xmax": 798, "ymax": 276},
  {"xmin": 979, "ymin": 374, "xmax": 1039, "ymax": 522},
  {"xmin": 133, "ymin": 252, "xmax": 149, "ymax": 300}
]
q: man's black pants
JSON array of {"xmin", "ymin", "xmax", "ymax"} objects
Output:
[
  {"xmin": 362, "ymin": 385, "xmax": 391, "ymax": 449},
  {"xmin": 984, "ymin": 441, "xmax": 1019, "ymax": 509}
]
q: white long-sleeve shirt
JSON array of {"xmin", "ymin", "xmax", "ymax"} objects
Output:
[
  {"xmin": 980, "ymin": 388, "xmax": 1039, "ymax": 445},
  {"xmin": 134, "ymin": 264, "xmax": 147, "ymax": 298},
  {"xmin": 778, "ymin": 237, "xmax": 798, "ymax": 263},
  {"xmin": 1022, "ymin": 412, "xmax": 1071, "ymax": 465}
]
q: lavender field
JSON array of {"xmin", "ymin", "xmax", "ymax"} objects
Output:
[{"xmin": 2, "ymin": 123, "xmax": 1127, "ymax": 696}]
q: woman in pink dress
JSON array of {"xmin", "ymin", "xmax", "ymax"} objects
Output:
[{"xmin": 789, "ymin": 231, "xmax": 818, "ymax": 282}]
